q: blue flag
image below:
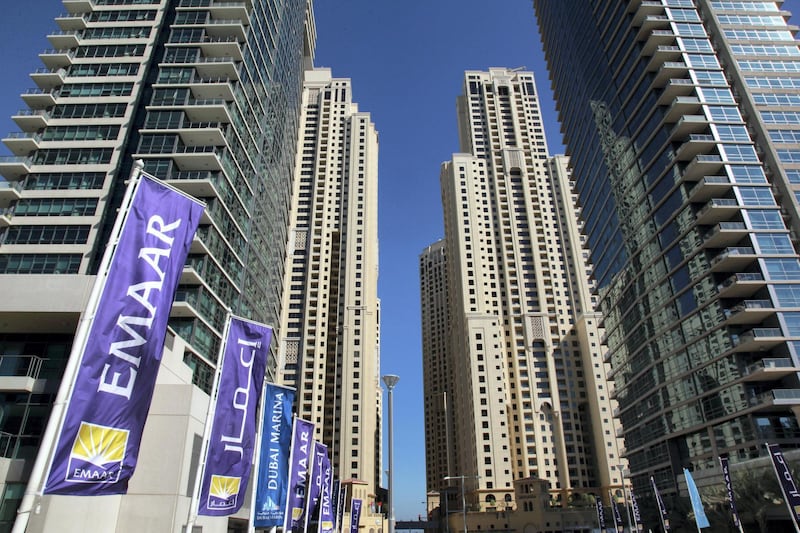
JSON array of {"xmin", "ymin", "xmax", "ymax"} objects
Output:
[
  {"xmin": 254, "ymin": 383, "xmax": 295, "ymax": 527},
  {"xmin": 44, "ymin": 174, "xmax": 203, "ymax": 495},
  {"xmin": 350, "ymin": 498, "xmax": 363, "ymax": 533},
  {"xmin": 198, "ymin": 316, "xmax": 271, "ymax": 516},
  {"xmin": 767, "ymin": 443, "xmax": 800, "ymax": 530},
  {"xmin": 284, "ymin": 418, "xmax": 315, "ymax": 533},
  {"xmin": 304, "ymin": 442, "xmax": 328, "ymax": 531},
  {"xmin": 684, "ymin": 468, "xmax": 710, "ymax": 528}
]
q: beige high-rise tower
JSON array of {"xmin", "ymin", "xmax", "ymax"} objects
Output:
[
  {"xmin": 422, "ymin": 68, "xmax": 626, "ymax": 512},
  {"xmin": 278, "ymin": 68, "xmax": 381, "ymax": 503}
]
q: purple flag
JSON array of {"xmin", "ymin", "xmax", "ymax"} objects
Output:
[
  {"xmin": 719, "ymin": 456, "xmax": 742, "ymax": 530},
  {"xmin": 254, "ymin": 383, "xmax": 295, "ymax": 527},
  {"xmin": 44, "ymin": 174, "xmax": 203, "ymax": 495},
  {"xmin": 350, "ymin": 498, "xmax": 362, "ymax": 533},
  {"xmin": 304, "ymin": 441, "xmax": 327, "ymax": 531},
  {"xmin": 766, "ymin": 443, "xmax": 800, "ymax": 529},
  {"xmin": 610, "ymin": 491, "xmax": 623, "ymax": 532},
  {"xmin": 284, "ymin": 418, "xmax": 315, "ymax": 533},
  {"xmin": 629, "ymin": 487, "xmax": 644, "ymax": 532},
  {"xmin": 317, "ymin": 448, "xmax": 334, "ymax": 533},
  {"xmin": 595, "ymin": 496, "xmax": 606, "ymax": 530},
  {"xmin": 198, "ymin": 316, "xmax": 271, "ymax": 516}
]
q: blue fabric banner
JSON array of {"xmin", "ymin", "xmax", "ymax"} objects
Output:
[
  {"xmin": 304, "ymin": 441, "xmax": 327, "ymax": 531},
  {"xmin": 254, "ymin": 383, "xmax": 295, "ymax": 527},
  {"xmin": 767, "ymin": 443, "xmax": 800, "ymax": 529},
  {"xmin": 44, "ymin": 174, "xmax": 203, "ymax": 495},
  {"xmin": 350, "ymin": 498, "xmax": 362, "ymax": 533},
  {"xmin": 198, "ymin": 317, "xmax": 271, "ymax": 516},
  {"xmin": 284, "ymin": 418, "xmax": 315, "ymax": 533},
  {"xmin": 684, "ymin": 468, "xmax": 710, "ymax": 528}
]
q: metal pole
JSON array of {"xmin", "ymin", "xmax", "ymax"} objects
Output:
[
  {"xmin": 620, "ymin": 466, "xmax": 634, "ymax": 532},
  {"xmin": 382, "ymin": 375, "xmax": 399, "ymax": 533},
  {"xmin": 460, "ymin": 476, "xmax": 467, "ymax": 533}
]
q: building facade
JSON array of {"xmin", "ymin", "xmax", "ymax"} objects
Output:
[
  {"xmin": 278, "ymin": 68, "xmax": 382, "ymax": 503},
  {"xmin": 421, "ymin": 68, "xmax": 626, "ymax": 515},
  {"xmin": 534, "ymin": 0, "xmax": 800, "ymax": 515},
  {"xmin": 0, "ymin": 0, "xmax": 314, "ymax": 530}
]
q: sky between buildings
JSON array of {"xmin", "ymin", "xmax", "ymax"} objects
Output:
[{"xmin": 0, "ymin": 0, "xmax": 564, "ymax": 520}]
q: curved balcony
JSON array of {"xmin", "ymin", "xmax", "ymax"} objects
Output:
[
  {"xmin": 748, "ymin": 388, "xmax": 800, "ymax": 409},
  {"xmin": 696, "ymin": 198, "xmax": 739, "ymax": 225},
  {"xmin": 683, "ymin": 154, "xmax": 724, "ymax": 181},
  {"xmin": 670, "ymin": 115, "xmax": 709, "ymax": 140},
  {"xmin": 732, "ymin": 327, "xmax": 784, "ymax": 352},
  {"xmin": 687, "ymin": 175, "xmax": 732, "ymax": 203},
  {"xmin": 742, "ymin": 358, "xmax": 800, "ymax": 382},
  {"xmin": 717, "ymin": 272, "xmax": 765, "ymax": 298},
  {"xmin": 723, "ymin": 299, "xmax": 774, "ymax": 325},
  {"xmin": 675, "ymin": 134, "xmax": 716, "ymax": 161},
  {"xmin": 653, "ymin": 60, "xmax": 690, "ymax": 86},
  {"xmin": 710, "ymin": 246, "xmax": 757, "ymax": 272},
  {"xmin": 703, "ymin": 221, "xmax": 747, "ymax": 248},
  {"xmin": 657, "ymin": 79, "xmax": 695, "ymax": 105}
]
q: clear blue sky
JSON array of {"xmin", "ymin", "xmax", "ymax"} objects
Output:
[{"xmin": 0, "ymin": 0, "xmax": 561, "ymax": 521}]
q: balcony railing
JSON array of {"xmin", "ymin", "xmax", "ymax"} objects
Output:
[{"xmin": 0, "ymin": 354, "xmax": 45, "ymax": 379}]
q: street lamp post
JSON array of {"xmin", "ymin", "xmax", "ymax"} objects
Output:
[
  {"xmin": 382, "ymin": 375, "xmax": 400, "ymax": 533},
  {"xmin": 444, "ymin": 475, "xmax": 474, "ymax": 533}
]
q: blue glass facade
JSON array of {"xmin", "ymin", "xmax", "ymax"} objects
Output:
[{"xmin": 534, "ymin": 0, "xmax": 800, "ymax": 508}]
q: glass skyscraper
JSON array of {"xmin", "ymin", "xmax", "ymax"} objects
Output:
[
  {"xmin": 0, "ymin": 0, "xmax": 313, "ymax": 530},
  {"xmin": 534, "ymin": 0, "xmax": 800, "ymax": 516}
]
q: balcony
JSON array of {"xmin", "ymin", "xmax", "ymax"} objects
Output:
[
  {"xmin": 710, "ymin": 246, "xmax": 757, "ymax": 272},
  {"xmin": 0, "ymin": 180, "xmax": 24, "ymax": 204},
  {"xmin": 3, "ymin": 132, "xmax": 40, "ymax": 156},
  {"xmin": 743, "ymin": 358, "xmax": 800, "ymax": 382},
  {"xmin": 670, "ymin": 115, "xmax": 708, "ymax": 140},
  {"xmin": 631, "ymin": 1, "xmax": 665, "ymax": 25},
  {"xmin": 717, "ymin": 272, "xmax": 765, "ymax": 298},
  {"xmin": 12, "ymin": 109, "xmax": 49, "ymax": 132},
  {"xmin": 185, "ymin": 98, "xmax": 232, "ymax": 123},
  {"xmin": 193, "ymin": 55, "xmax": 239, "ymax": 80},
  {"xmin": 47, "ymin": 30, "xmax": 80, "ymax": 49},
  {"xmin": 733, "ymin": 327, "xmax": 784, "ymax": 352},
  {"xmin": 687, "ymin": 175, "xmax": 732, "ymax": 203},
  {"xmin": 30, "ymin": 67, "xmax": 66, "ymax": 90},
  {"xmin": 62, "ymin": 0, "xmax": 92, "ymax": 13},
  {"xmin": 172, "ymin": 286, "xmax": 225, "ymax": 328},
  {"xmin": 675, "ymin": 134, "xmax": 716, "ymax": 161},
  {"xmin": 723, "ymin": 299, "xmax": 774, "ymax": 325},
  {"xmin": 642, "ymin": 29, "xmax": 676, "ymax": 56},
  {"xmin": 38, "ymin": 48, "xmax": 74, "ymax": 70},
  {"xmin": 749, "ymin": 388, "xmax": 800, "ymax": 408},
  {"xmin": 55, "ymin": 12, "xmax": 88, "ymax": 31},
  {"xmin": 204, "ymin": 19, "xmax": 247, "ymax": 41},
  {"xmin": 0, "ymin": 206, "xmax": 14, "ymax": 226},
  {"xmin": 0, "ymin": 354, "xmax": 46, "ymax": 392},
  {"xmin": 657, "ymin": 79, "xmax": 695, "ymax": 105},
  {"xmin": 653, "ymin": 61, "xmax": 690, "ymax": 86},
  {"xmin": 208, "ymin": 2, "xmax": 249, "ymax": 21},
  {"xmin": 646, "ymin": 45, "xmax": 682, "ymax": 72},
  {"xmin": 683, "ymin": 154, "xmax": 724, "ymax": 181},
  {"xmin": 21, "ymin": 88, "xmax": 57, "ymax": 109},
  {"xmin": 696, "ymin": 198, "xmax": 739, "ymax": 225},
  {"xmin": 703, "ymin": 221, "xmax": 747, "ymax": 248},
  {"xmin": 164, "ymin": 170, "xmax": 225, "ymax": 198},
  {"xmin": 197, "ymin": 36, "xmax": 244, "ymax": 61},
  {"xmin": 636, "ymin": 15, "xmax": 671, "ymax": 41},
  {"xmin": 0, "ymin": 156, "xmax": 32, "ymax": 180},
  {"xmin": 171, "ymin": 145, "xmax": 225, "ymax": 171}
]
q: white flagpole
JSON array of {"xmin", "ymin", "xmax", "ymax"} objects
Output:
[
  {"xmin": 248, "ymin": 379, "xmax": 270, "ymax": 533},
  {"xmin": 282, "ymin": 416, "xmax": 299, "ymax": 532},
  {"xmin": 12, "ymin": 160, "xmax": 145, "ymax": 533},
  {"xmin": 186, "ymin": 311, "xmax": 233, "ymax": 532}
]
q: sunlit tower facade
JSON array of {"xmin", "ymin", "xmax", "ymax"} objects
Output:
[
  {"xmin": 278, "ymin": 68, "xmax": 381, "ymax": 502},
  {"xmin": 0, "ymin": 0, "xmax": 314, "ymax": 530},
  {"xmin": 424, "ymin": 68, "xmax": 626, "ymax": 511},
  {"xmin": 535, "ymin": 0, "xmax": 800, "ymax": 505}
]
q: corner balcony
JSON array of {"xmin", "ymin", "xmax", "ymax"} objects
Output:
[
  {"xmin": 630, "ymin": 0, "xmax": 665, "ymax": 25},
  {"xmin": 657, "ymin": 79, "xmax": 695, "ymax": 105},
  {"xmin": 670, "ymin": 115, "xmax": 709, "ymax": 140},
  {"xmin": 646, "ymin": 45, "xmax": 682, "ymax": 72},
  {"xmin": 0, "ymin": 156, "xmax": 32, "ymax": 180},
  {"xmin": 653, "ymin": 61, "xmax": 690, "ymax": 87},
  {"xmin": 683, "ymin": 154, "xmax": 724, "ymax": 181},
  {"xmin": 12, "ymin": 109, "xmax": 50, "ymax": 132},
  {"xmin": 0, "ymin": 354, "xmax": 46, "ymax": 393},
  {"xmin": 38, "ymin": 48, "xmax": 74, "ymax": 70},
  {"xmin": 703, "ymin": 221, "xmax": 747, "ymax": 248},
  {"xmin": 185, "ymin": 98, "xmax": 232, "ymax": 123},
  {"xmin": 197, "ymin": 36, "xmax": 244, "ymax": 61},
  {"xmin": 0, "ymin": 181, "xmax": 24, "ymax": 205},
  {"xmin": 674, "ymin": 134, "xmax": 716, "ymax": 161},
  {"xmin": 742, "ymin": 358, "xmax": 800, "ymax": 382},
  {"xmin": 732, "ymin": 327, "xmax": 784, "ymax": 352},
  {"xmin": 208, "ymin": 2, "xmax": 249, "ymax": 21},
  {"xmin": 3, "ymin": 132, "xmax": 41, "ymax": 156},
  {"xmin": 30, "ymin": 67, "xmax": 66, "ymax": 90},
  {"xmin": 21, "ymin": 88, "xmax": 57, "ymax": 109},
  {"xmin": 717, "ymin": 272, "xmax": 765, "ymax": 298},
  {"xmin": 696, "ymin": 198, "xmax": 739, "ymax": 225},
  {"xmin": 748, "ymin": 388, "xmax": 800, "ymax": 409},
  {"xmin": 204, "ymin": 19, "xmax": 247, "ymax": 41},
  {"xmin": 723, "ymin": 299, "xmax": 774, "ymax": 326},
  {"xmin": 0, "ymin": 206, "xmax": 15, "ymax": 226},
  {"xmin": 636, "ymin": 15, "xmax": 671, "ymax": 41},
  {"xmin": 163, "ymin": 170, "xmax": 226, "ymax": 199},
  {"xmin": 193, "ymin": 55, "xmax": 240, "ymax": 81},
  {"xmin": 687, "ymin": 175, "xmax": 733, "ymax": 203},
  {"xmin": 710, "ymin": 246, "xmax": 757, "ymax": 272},
  {"xmin": 55, "ymin": 12, "xmax": 88, "ymax": 31},
  {"xmin": 47, "ymin": 30, "xmax": 80, "ymax": 50},
  {"xmin": 62, "ymin": 0, "xmax": 92, "ymax": 14}
]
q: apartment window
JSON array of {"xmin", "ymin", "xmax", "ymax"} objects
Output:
[
  {"xmin": 14, "ymin": 198, "xmax": 98, "ymax": 217},
  {"xmin": 4, "ymin": 225, "xmax": 91, "ymax": 245},
  {"xmin": 0, "ymin": 254, "xmax": 82, "ymax": 274},
  {"xmin": 32, "ymin": 148, "xmax": 113, "ymax": 166}
]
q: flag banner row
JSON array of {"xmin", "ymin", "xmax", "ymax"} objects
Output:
[
  {"xmin": 44, "ymin": 173, "xmax": 204, "ymax": 495},
  {"xmin": 254, "ymin": 383, "xmax": 296, "ymax": 527},
  {"xmin": 197, "ymin": 317, "xmax": 272, "ymax": 516}
]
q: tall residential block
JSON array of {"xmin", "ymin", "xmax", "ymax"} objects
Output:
[
  {"xmin": 421, "ymin": 68, "xmax": 626, "ymax": 513},
  {"xmin": 0, "ymin": 0, "xmax": 313, "ymax": 530},
  {"xmin": 278, "ymin": 68, "xmax": 381, "ymax": 504},
  {"xmin": 535, "ymin": 0, "xmax": 800, "ymax": 506}
]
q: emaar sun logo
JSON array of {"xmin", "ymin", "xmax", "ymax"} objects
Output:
[
  {"xmin": 208, "ymin": 475, "xmax": 241, "ymax": 510},
  {"xmin": 66, "ymin": 421, "xmax": 128, "ymax": 484}
]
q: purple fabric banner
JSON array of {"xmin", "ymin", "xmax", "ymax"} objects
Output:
[
  {"xmin": 595, "ymin": 496, "xmax": 606, "ymax": 530},
  {"xmin": 317, "ymin": 449, "xmax": 334, "ymax": 533},
  {"xmin": 332, "ymin": 480, "xmax": 343, "ymax": 533},
  {"xmin": 610, "ymin": 492, "xmax": 623, "ymax": 532},
  {"xmin": 254, "ymin": 383, "xmax": 295, "ymax": 527},
  {"xmin": 44, "ymin": 174, "xmax": 203, "ymax": 495},
  {"xmin": 198, "ymin": 317, "xmax": 271, "ymax": 516},
  {"xmin": 719, "ymin": 456, "xmax": 742, "ymax": 530},
  {"xmin": 284, "ymin": 418, "xmax": 315, "ymax": 533},
  {"xmin": 766, "ymin": 443, "xmax": 800, "ymax": 529},
  {"xmin": 304, "ymin": 441, "xmax": 328, "ymax": 531},
  {"xmin": 350, "ymin": 498, "xmax": 362, "ymax": 533},
  {"xmin": 629, "ymin": 487, "xmax": 644, "ymax": 532}
]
